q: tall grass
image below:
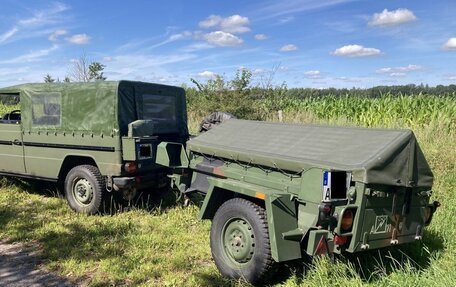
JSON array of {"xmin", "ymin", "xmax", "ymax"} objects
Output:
[{"xmin": 0, "ymin": 91, "xmax": 455, "ymax": 286}]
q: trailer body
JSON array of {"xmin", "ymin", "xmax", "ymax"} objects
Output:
[{"xmin": 160, "ymin": 119, "xmax": 438, "ymax": 282}]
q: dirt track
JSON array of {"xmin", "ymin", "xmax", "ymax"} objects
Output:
[{"xmin": 0, "ymin": 239, "xmax": 74, "ymax": 287}]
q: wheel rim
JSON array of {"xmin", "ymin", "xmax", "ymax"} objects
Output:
[
  {"xmin": 72, "ymin": 178, "xmax": 94, "ymax": 206},
  {"xmin": 221, "ymin": 217, "xmax": 255, "ymax": 267}
]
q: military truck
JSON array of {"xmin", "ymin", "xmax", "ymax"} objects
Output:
[
  {"xmin": 158, "ymin": 119, "xmax": 440, "ymax": 284},
  {"xmin": 0, "ymin": 81, "xmax": 188, "ymax": 214}
]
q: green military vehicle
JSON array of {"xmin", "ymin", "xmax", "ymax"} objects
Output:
[
  {"xmin": 0, "ymin": 81, "xmax": 188, "ymax": 214},
  {"xmin": 0, "ymin": 81, "xmax": 439, "ymax": 284},
  {"xmin": 158, "ymin": 119, "xmax": 439, "ymax": 283}
]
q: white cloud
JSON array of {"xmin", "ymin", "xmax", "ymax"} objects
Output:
[
  {"xmin": 280, "ymin": 44, "xmax": 298, "ymax": 52},
  {"xmin": 254, "ymin": 34, "xmax": 268, "ymax": 40},
  {"xmin": 304, "ymin": 70, "xmax": 321, "ymax": 79},
  {"xmin": 102, "ymin": 53, "xmax": 196, "ymax": 83},
  {"xmin": 18, "ymin": 2, "xmax": 69, "ymax": 27},
  {"xmin": 376, "ymin": 64, "xmax": 422, "ymax": 74},
  {"xmin": 204, "ymin": 31, "xmax": 243, "ymax": 47},
  {"xmin": 442, "ymin": 38, "xmax": 456, "ymax": 50},
  {"xmin": 198, "ymin": 71, "xmax": 217, "ymax": 78},
  {"xmin": 334, "ymin": 76, "xmax": 362, "ymax": 83},
  {"xmin": 278, "ymin": 16, "xmax": 294, "ymax": 24},
  {"xmin": 0, "ymin": 44, "xmax": 59, "ymax": 64},
  {"xmin": 181, "ymin": 42, "xmax": 214, "ymax": 52},
  {"xmin": 390, "ymin": 72, "xmax": 406, "ymax": 77},
  {"xmin": 258, "ymin": 0, "xmax": 354, "ymax": 20},
  {"xmin": 199, "ymin": 14, "xmax": 250, "ymax": 34},
  {"xmin": 444, "ymin": 74, "xmax": 456, "ymax": 81},
  {"xmin": 331, "ymin": 44, "xmax": 381, "ymax": 57},
  {"xmin": 0, "ymin": 27, "xmax": 19, "ymax": 44},
  {"xmin": 48, "ymin": 29, "xmax": 67, "ymax": 41},
  {"xmin": 0, "ymin": 3, "xmax": 69, "ymax": 46},
  {"xmin": 220, "ymin": 15, "xmax": 250, "ymax": 34},
  {"xmin": 369, "ymin": 8, "xmax": 417, "ymax": 27},
  {"xmin": 199, "ymin": 15, "xmax": 222, "ymax": 29},
  {"xmin": 67, "ymin": 33, "xmax": 91, "ymax": 45},
  {"xmin": 252, "ymin": 68, "xmax": 266, "ymax": 75}
]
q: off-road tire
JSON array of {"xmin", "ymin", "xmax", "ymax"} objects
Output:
[
  {"xmin": 210, "ymin": 198, "xmax": 274, "ymax": 284},
  {"xmin": 64, "ymin": 165, "xmax": 105, "ymax": 214}
]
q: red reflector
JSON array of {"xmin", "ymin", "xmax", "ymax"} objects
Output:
[
  {"xmin": 334, "ymin": 235, "xmax": 348, "ymax": 246},
  {"xmin": 322, "ymin": 205, "xmax": 331, "ymax": 213},
  {"xmin": 315, "ymin": 236, "xmax": 328, "ymax": 256},
  {"xmin": 124, "ymin": 162, "xmax": 137, "ymax": 173},
  {"xmin": 135, "ymin": 176, "xmax": 141, "ymax": 183}
]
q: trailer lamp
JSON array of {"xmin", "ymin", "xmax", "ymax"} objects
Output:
[
  {"xmin": 334, "ymin": 235, "xmax": 348, "ymax": 246},
  {"xmin": 124, "ymin": 162, "xmax": 137, "ymax": 174},
  {"xmin": 341, "ymin": 209, "xmax": 354, "ymax": 232}
]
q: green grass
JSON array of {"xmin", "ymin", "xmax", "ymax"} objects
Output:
[{"xmin": 0, "ymin": 94, "xmax": 455, "ymax": 286}]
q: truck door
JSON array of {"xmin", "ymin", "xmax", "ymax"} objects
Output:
[{"xmin": 0, "ymin": 93, "xmax": 26, "ymax": 174}]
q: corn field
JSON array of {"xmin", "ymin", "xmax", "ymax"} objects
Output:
[{"xmin": 261, "ymin": 94, "xmax": 456, "ymax": 129}]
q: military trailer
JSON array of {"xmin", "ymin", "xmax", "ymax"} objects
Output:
[
  {"xmin": 0, "ymin": 81, "xmax": 188, "ymax": 214},
  {"xmin": 158, "ymin": 119, "xmax": 439, "ymax": 283}
]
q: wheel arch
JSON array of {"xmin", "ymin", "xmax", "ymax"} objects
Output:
[
  {"xmin": 199, "ymin": 186, "xmax": 265, "ymax": 220},
  {"xmin": 58, "ymin": 155, "xmax": 98, "ymax": 181}
]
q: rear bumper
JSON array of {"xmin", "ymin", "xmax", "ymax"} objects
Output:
[
  {"xmin": 113, "ymin": 172, "xmax": 168, "ymax": 190},
  {"xmin": 351, "ymin": 233, "xmax": 421, "ymax": 252}
]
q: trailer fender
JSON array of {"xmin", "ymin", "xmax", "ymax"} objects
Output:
[{"xmin": 199, "ymin": 177, "xmax": 302, "ymax": 262}]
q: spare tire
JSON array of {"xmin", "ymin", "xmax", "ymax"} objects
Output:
[{"xmin": 199, "ymin": 112, "xmax": 236, "ymax": 133}]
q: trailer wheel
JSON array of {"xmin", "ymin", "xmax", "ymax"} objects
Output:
[
  {"xmin": 64, "ymin": 165, "xmax": 105, "ymax": 214},
  {"xmin": 210, "ymin": 198, "xmax": 274, "ymax": 284}
]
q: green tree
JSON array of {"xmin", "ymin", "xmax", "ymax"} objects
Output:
[
  {"xmin": 44, "ymin": 74, "xmax": 56, "ymax": 83},
  {"xmin": 88, "ymin": 62, "xmax": 106, "ymax": 81},
  {"xmin": 190, "ymin": 68, "xmax": 261, "ymax": 119}
]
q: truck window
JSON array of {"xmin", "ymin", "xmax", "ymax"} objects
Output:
[
  {"xmin": 140, "ymin": 93, "xmax": 177, "ymax": 129},
  {"xmin": 32, "ymin": 92, "xmax": 61, "ymax": 126},
  {"xmin": 0, "ymin": 93, "xmax": 20, "ymax": 124}
]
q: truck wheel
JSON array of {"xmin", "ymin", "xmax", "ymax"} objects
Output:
[
  {"xmin": 210, "ymin": 198, "xmax": 274, "ymax": 284},
  {"xmin": 64, "ymin": 165, "xmax": 105, "ymax": 214}
]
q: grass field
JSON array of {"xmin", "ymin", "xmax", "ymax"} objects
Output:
[{"xmin": 0, "ymin": 94, "xmax": 455, "ymax": 286}]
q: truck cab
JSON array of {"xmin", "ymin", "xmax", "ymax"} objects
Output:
[{"xmin": 0, "ymin": 80, "xmax": 188, "ymax": 214}]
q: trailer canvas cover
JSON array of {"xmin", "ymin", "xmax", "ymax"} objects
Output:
[{"xmin": 187, "ymin": 119, "xmax": 433, "ymax": 188}]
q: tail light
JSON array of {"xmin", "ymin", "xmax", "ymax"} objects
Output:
[
  {"xmin": 334, "ymin": 235, "xmax": 348, "ymax": 246},
  {"xmin": 124, "ymin": 162, "xmax": 137, "ymax": 173},
  {"xmin": 341, "ymin": 209, "xmax": 354, "ymax": 232}
]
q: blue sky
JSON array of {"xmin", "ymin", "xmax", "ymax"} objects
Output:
[{"xmin": 0, "ymin": 0, "xmax": 455, "ymax": 88}]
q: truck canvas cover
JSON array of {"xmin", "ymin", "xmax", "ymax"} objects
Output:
[
  {"xmin": 187, "ymin": 119, "xmax": 433, "ymax": 188},
  {"xmin": 0, "ymin": 81, "xmax": 188, "ymax": 138}
]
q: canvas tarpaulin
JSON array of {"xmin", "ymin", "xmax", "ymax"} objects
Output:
[
  {"xmin": 187, "ymin": 119, "xmax": 433, "ymax": 188},
  {"xmin": 0, "ymin": 81, "xmax": 188, "ymax": 138}
]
